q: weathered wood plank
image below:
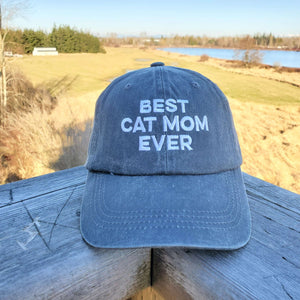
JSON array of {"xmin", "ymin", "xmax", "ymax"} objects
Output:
[
  {"xmin": 0, "ymin": 189, "xmax": 11, "ymax": 206},
  {"xmin": 243, "ymin": 172, "xmax": 300, "ymax": 212},
  {"xmin": 0, "ymin": 167, "xmax": 150, "ymax": 300},
  {"xmin": 1, "ymin": 167, "xmax": 299, "ymax": 300},
  {"xmin": 0, "ymin": 166, "xmax": 87, "ymax": 205},
  {"xmin": 152, "ymin": 176, "xmax": 300, "ymax": 300}
]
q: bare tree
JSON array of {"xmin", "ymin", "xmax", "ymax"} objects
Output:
[{"xmin": 0, "ymin": 0, "xmax": 28, "ymax": 124}]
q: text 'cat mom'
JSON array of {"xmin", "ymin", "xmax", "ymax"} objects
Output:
[{"xmin": 120, "ymin": 99, "xmax": 209, "ymax": 151}]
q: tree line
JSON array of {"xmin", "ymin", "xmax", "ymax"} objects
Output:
[
  {"xmin": 102, "ymin": 33, "xmax": 300, "ymax": 50},
  {"xmin": 5, "ymin": 25, "xmax": 106, "ymax": 54}
]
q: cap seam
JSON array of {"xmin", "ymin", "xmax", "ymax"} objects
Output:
[{"xmin": 159, "ymin": 66, "xmax": 168, "ymax": 172}]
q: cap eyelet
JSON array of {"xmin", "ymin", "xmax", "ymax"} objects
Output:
[
  {"xmin": 125, "ymin": 83, "xmax": 132, "ymax": 89},
  {"xmin": 192, "ymin": 81, "xmax": 200, "ymax": 88}
]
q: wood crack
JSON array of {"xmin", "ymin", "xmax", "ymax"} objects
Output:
[
  {"xmin": 247, "ymin": 190, "xmax": 300, "ymax": 217},
  {"xmin": 251, "ymin": 237, "xmax": 300, "ymax": 269},
  {"xmin": 14, "ymin": 182, "xmax": 84, "ymax": 204},
  {"xmin": 38, "ymin": 220, "xmax": 77, "ymax": 230},
  {"xmin": 9, "ymin": 189, "xmax": 13, "ymax": 203},
  {"xmin": 273, "ymin": 275, "xmax": 294, "ymax": 300},
  {"xmin": 48, "ymin": 186, "xmax": 77, "ymax": 246}
]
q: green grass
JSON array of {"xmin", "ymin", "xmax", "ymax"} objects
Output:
[{"xmin": 14, "ymin": 48, "xmax": 300, "ymax": 105}]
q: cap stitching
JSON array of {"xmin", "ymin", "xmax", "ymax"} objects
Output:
[
  {"xmin": 158, "ymin": 66, "xmax": 168, "ymax": 172},
  {"xmin": 87, "ymin": 204, "xmax": 241, "ymax": 229},
  {"xmin": 87, "ymin": 172, "xmax": 242, "ymax": 230},
  {"xmin": 92, "ymin": 209, "xmax": 240, "ymax": 227}
]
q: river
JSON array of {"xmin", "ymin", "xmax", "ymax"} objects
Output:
[{"xmin": 159, "ymin": 48, "xmax": 300, "ymax": 68}]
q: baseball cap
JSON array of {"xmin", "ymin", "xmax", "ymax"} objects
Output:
[{"xmin": 80, "ymin": 62, "xmax": 251, "ymax": 250}]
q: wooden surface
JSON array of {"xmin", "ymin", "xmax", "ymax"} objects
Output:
[
  {"xmin": 0, "ymin": 166, "xmax": 299, "ymax": 300},
  {"xmin": 152, "ymin": 173, "xmax": 300, "ymax": 300},
  {"xmin": 0, "ymin": 166, "xmax": 150, "ymax": 300}
]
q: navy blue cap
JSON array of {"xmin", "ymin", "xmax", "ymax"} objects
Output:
[{"xmin": 80, "ymin": 63, "xmax": 251, "ymax": 249}]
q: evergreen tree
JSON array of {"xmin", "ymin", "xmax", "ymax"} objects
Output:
[{"xmin": 22, "ymin": 29, "xmax": 47, "ymax": 53}]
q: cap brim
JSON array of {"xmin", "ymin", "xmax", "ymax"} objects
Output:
[{"xmin": 80, "ymin": 168, "xmax": 251, "ymax": 250}]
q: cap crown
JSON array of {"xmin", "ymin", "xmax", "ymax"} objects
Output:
[{"xmin": 86, "ymin": 65, "xmax": 242, "ymax": 175}]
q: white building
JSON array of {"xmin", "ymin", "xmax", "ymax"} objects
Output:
[{"xmin": 32, "ymin": 47, "xmax": 58, "ymax": 56}]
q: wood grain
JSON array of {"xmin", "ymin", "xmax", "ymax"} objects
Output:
[
  {"xmin": 0, "ymin": 166, "xmax": 150, "ymax": 300},
  {"xmin": 0, "ymin": 166, "xmax": 299, "ymax": 300},
  {"xmin": 152, "ymin": 174, "xmax": 300, "ymax": 300}
]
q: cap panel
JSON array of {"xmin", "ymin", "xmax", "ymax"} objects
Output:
[
  {"xmin": 86, "ymin": 67, "xmax": 167, "ymax": 174},
  {"xmin": 86, "ymin": 70, "xmax": 137, "ymax": 168},
  {"xmin": 161, "ymin": 67, "xmax": 242, "ymax": 173},
  {"xmin": 86, "ymin": 66, "xmax": 242, "ymax": 175}
]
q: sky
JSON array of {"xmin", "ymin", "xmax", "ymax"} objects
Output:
[{"xmin": 10, "ymin": 0, "xmax": 300, "ymax": 37}]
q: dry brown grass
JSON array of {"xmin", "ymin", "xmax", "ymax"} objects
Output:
[
  {"xmin": 47, "ymin": 93, "xmax": 97, "ymax": 170},
  {"xmin": 0, "ymin": 90, "xmax": 98, "ymax": 184},
  {"xmin": 230, "ymin": 98, "xmax": 300, "ymax": 193},
  {"xmin": 5, "ymin": 66, "xmax": 57, "ymax": 114},
  {"xmin": 0, "ymin": 108, "xmax": 60, "ymax": 183}
]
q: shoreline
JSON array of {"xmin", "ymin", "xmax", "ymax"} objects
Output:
[
  {"xmin": 155, "ymin": 45, "xmax": 300, "ymax": 52},
  {"xmin": 154, "ymin": 47, "xmax": 300, "ymax": 73},
  {"xmin": 151, "ymin": 47, "xmax": 300, "ymax": 89}
]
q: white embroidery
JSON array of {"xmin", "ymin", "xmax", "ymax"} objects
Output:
[
  {"xmin": 121, "ymin": 117, "xmax": 132, "ymax": 132},
  {"xmin": 121, "ymin": 117, "xmax": 158, "ymax": 133},
  {"xmin": 121, "ymin": 99, "xmax": 209, "ymax": 151},
  {"xmin": 176, "ymin": 99, "xmax": 189, "ymax": 113},
  {"xmin": 167, "ymin": 135, "xmax": 179, "ymax": 150},
  {"xmin": 139, "ymin": 135, "xmax": 151, "ymax": 151},
  {"xmin": 143, "ymin": 117, "xmax": 157, "ymax": 132},
  {"xmin": 165, "ymin": 99, "xmax": 177, "ymax": 112},
  {"xmin": 163, "ymin": 115, "xmax": 209, "ymax": 132},
  {"xmin": 140, "ymin": 99, "xmax": 151, "ymax": 113},
  {"xmin": 195, "ymin": 115, "xmax": 209, "ymax": 131},
  {"xmin": 180, "ymin": 116, "xmax": 194, "ymax": 131},
  {"xmin": 152, "ymin": 135, "xmax": 166, "ymax": 151},
  {"xmin": 153, "ymin": 99, "xmax": 164, "ymax": 113},
  {"xmin": 140, "ymin": 98, "xmax": 189, "ymax": 114},
  {"xmin": 133, "ymin": 116, "xmax": 146, "ymax": 133},
  {"xmin": 180, "ymin": 135, "xmax": 193, "ymax": 150},
  {"xmin": 163, "ymin": 115, "xmax": 180, "ymax": 132},
  {"xmin": 139, "ymin": 134, "xmax": 193, "ymax": 151}
]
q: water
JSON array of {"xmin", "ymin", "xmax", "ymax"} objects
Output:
[{"xmin": 159, "ymin": 47, "xmax": 300, "ymax": 68}]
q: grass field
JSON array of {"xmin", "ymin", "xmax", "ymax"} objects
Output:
[
  {"xmin": 15, "ymin": 47, "xmax": 300, "ymax": 105},
  {"xmin": 6, "ymin": 47, "xmax": 300, "ymax": 193}
]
